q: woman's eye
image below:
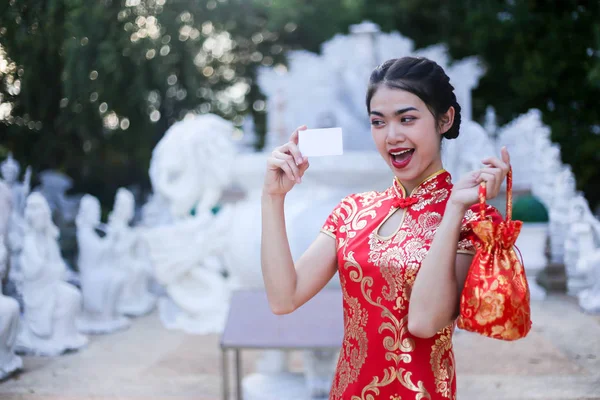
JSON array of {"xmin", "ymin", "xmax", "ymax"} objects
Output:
[
  {"xmin": 401, "ymin": 116, "xmax": 416, "ymax": 123},
  {"xmin": 370, "ymin": 120, "xmax": 384, "ymax": 126}
]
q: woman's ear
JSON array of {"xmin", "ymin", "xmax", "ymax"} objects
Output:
[{"xmin": 439, "ymin": 106, "xmax": 455, "ymax": 135}]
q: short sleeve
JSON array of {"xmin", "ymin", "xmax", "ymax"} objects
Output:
[
  {"xmin": 457, "ymin": 203, "xmax": 504, "ymax": 255},
  {"xmin": 320, "ymin": 197, "xmax": 347, "ymax": 239}
]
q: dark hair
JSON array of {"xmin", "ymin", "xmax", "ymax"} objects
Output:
[{"xmin": 366, "ymin": 57, "xmax": 461, "ymax": 140}]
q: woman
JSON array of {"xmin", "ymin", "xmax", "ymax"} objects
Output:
[{"xmin": 261, "ymin": 57, "xmax": 512, "ymax": 399}]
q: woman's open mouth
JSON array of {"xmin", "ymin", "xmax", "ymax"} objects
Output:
[{"xmin": 390, "ymin": 148, "xmax": 415, "ymax": 169}]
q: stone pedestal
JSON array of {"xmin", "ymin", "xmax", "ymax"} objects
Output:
[{"xmin": 536, "ymin": 262, "xmax": 567, "ymax": 293}]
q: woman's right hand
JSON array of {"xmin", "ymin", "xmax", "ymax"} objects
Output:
[{"xmin": 263, "ymin": 125, "xmax": 310, "ymax": 196}]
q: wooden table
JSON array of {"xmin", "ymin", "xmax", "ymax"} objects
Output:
[{"xmin": 219, "ymin": 289, "xmax": 344, "ymax": 400}]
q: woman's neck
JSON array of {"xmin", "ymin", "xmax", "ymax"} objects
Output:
[{"xmin": 397, "ymin": 161, "xmax": 444, "ymax": 195}]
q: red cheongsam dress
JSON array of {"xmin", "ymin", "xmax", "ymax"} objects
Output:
[{"xmin": 320, "ymin": 169, "xmax": 502, "ymax": 400}]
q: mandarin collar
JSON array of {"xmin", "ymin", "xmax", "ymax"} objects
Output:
[{"xmin": 392, "ymin": 169, "xmax": 451, "ymax": 200}]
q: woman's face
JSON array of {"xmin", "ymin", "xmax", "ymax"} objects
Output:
[{"xmin": 369, "ymin": 86, "xmax": 451, "ymax": 191}]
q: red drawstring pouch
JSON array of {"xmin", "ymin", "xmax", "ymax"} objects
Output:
[{"xmin": 456, "ymin": 168, "xmax": 532, "ymax": 341}]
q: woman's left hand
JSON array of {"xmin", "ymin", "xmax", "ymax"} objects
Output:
[{"xmin": 449, "ymin": 147, "xmax": 511, "ymax": 210}]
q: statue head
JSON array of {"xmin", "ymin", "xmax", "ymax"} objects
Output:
[
  {"xmin": 573, "ymin": 203, "xmax": 585, "ymax": 222},
  {"xmin": 568, "ymin": 193, "xmax": 600, "ymax": 246},
  {"xmin": 557, "ymin": 167, "xmax": 576, "ymax": 196},
  {"xmin": 0, "ymin": 153, "xmax": 20, "ymax": 184},
  {"xmin": 316, "ymin": 111, "xmax": 337, "ymax": 129},
  {"xmin": 569, "ymin": 193, "xmax": 595, "ymax": 223},
  {"xmin": 148, "ymin": 114, "xmax": 235, "ymax": 219},
  {"xmin": 109, "ymin": 188, "xmax": 135, "ymax": 224},
  {"xmin": 24, "ymin": 192, "xmax": 59, "ymax": 238},
  {"xmin": 76, "ymin": 194, "xmax": 101, "ymax": 228}
]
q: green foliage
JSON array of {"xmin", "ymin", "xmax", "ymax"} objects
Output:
[
  {"xmin": 0, "ymin": 0, "xmax": 290, "ymax": 206},
  {"xmin": 354, "ymin": 0, "xmax": 600, "ymax": 209},
  {"xmin": 512, "ymin": 194, "xmax": 549, "ymax": 223}
]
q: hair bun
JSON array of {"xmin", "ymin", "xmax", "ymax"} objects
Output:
[{"xmin": 443, "ymin": 99, "xmax": 461, "ymax": 140}]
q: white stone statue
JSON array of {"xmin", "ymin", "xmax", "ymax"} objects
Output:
[
  {"xmin": 141, "ymin": 114, "xmax": 236, "ymax": 333},
  {"xmin": 496, "ymin": 109, "xmax": 546, "ymax": 192},
  {"xmin": 142, "ymin": 208, "xmax": 232, "ymax": 334},
  {"xmin": 139, "ymin": 192, "xmax": 173, "ymax": 228},
  {"xmin": 441, "ymin": 119, "xmax": 496, "ymax": 181},
  {"xmin": 16, "ymin": 193, "xmax": 88, "ymax": 356},
  {"xmin": 0, "ymin": 181, "xmax": 22, "ymax": 379},
  {"xmin": 34, "ymin": 170, "xmax": 81, "ymax": 223},
  {"xmin": 484, "ymin": 106, "xmax": 498, "ymax": 137},
  {"xmin": 535, "ymin": 144, "xmax": 563, "ymax": 209},
  {"xmin": 548, "ymin": 166, "xmax": 577, "ymax": 265},
  {"xmin": 148, "ymin": 114, "xmax": 236, "ymax": 220},
  {"xmin": 107, "ymin": 188, "xmax": 156, "ymax": 317},
  {"xmin": 577, "ymin": 248, "xmax": 600, "ymax": 313},
  {"xmin": 237, "ymin": 114, "xmax": 258, "ymax": 153},
  {"xmin": 564, "ymin": 194, "xmax": 600, "ymax": 295},
  {"xmin": 75, "ymin": 195, "xmax": 130, "ymax": 334},
  {"xmin": 1, "ymin": 153, "xmax": 31, "ymax": 298},
  {"xmin": 1, "ymin": 153, "xmax": 31, "ymax": 216}
]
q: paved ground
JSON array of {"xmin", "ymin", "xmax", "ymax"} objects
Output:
[{"xmin": 0, "ymin": 294, "xmax": 598, "ymax": 400}]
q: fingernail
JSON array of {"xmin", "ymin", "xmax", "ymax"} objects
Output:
[{"xmin": 296, "ymin": 158, "xmax": 302, "ymax": 165}]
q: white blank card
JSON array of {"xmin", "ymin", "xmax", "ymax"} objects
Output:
[{"xmin": 298, "ymin": 127, "xmax": 344, "ymax": 157}]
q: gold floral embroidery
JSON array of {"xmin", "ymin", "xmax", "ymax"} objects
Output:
[
  {"xmin": 491, "ymin": 319, "xmax": 521, "ymax": 340},
  {"xmin": 396, "ymin": 368, "xmax": 432, "ymax": 400},
  {"xmin": 404, "ymin": 212, "xmax": 443, "ymax": 241},
  {"xmin": 355, "ymin": 367, "xmax": 432, "ymax": 400},
  {"xmin": 429, "ymin": 326, "xmax": 455, "ymax": 398},
  {"xmin": 345, "ymin": 251, "xmax": 415, "ymax": 359},
  {"xmin": 380, "ymin": 265, "xmax": 403, "ymax": 302},
  {"xmin": 353, "ymin": 366, "xmax": 397, "ymax": 400},
  {"xmin": 330, "ymin": 274, "xmax": 369, "ymax": 398},
  {"xmin": 412, "ymin": 188, "xmax": 449, "ymax": 211},
  {"xmin": 338, "ymin": 194, "xmax": 387, "ymax": 248},
  {"xmin": 456, "ymin": 197, "xmax": 532, "ymax": 341},
  {"xmin": 326, "ymin": 171, "xmax": 463, "ymax": 399},
  {"xmin": 368, "ymin": 211, "xmax": 441, "ymax": 273},
  {"xmin": 474, "ymin": 290, "xmax": 505, "ymax": 325},
  {"xmin": 359, "ymin": 191, "xmax": 383, "ymax": 207}
]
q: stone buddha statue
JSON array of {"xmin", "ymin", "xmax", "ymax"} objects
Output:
[
  {"xmin": 0, "ymin": 181, "xmax": 22, "ymax": 378},
  {"xmin": 107, "ymin": 188, "xmax": 156, "ymax": 317},
  {"xmin": 17, "ymin": 193, "xmax": 88, "ymax": 355},
  {"xmin": 1, "ymin": 153, "xmax": 31, "ymax": 299},
  {"xmin": 76, "ymin": 194, "xmax": 130, "ymax": 333},
  {"xmin": 564, "ymin": 194, "xmax": 600, "ymax": 295}
]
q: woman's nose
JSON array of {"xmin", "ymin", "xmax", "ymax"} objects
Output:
[{"xmin": 386, "ymin": 123, "xmax": 405, "ymax": 143}]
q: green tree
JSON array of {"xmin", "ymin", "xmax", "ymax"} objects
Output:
[
  {"xmin": 0, "ymin": 0, "xmax": 290, "ymax": 206},
  {"xmin": 359, "ymin": 0, "xmax": 600, "ymax": 208}
]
